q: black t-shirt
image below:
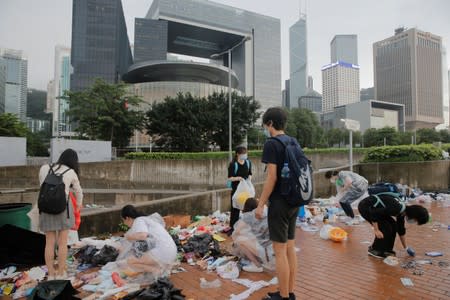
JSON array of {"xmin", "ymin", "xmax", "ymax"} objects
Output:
[
  {"xmin": 228, "ymin": 160, "xmax": 252, "ymax": 191},
  {"xmin": 261, "ymin": 134, "xmax": 287, "ymax": 200}
]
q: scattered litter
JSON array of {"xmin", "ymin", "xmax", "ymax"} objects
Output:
[
  {"xmin": 295, "ymin": 247, "xmax": 301, "ymax": 252},
  {"xmin": 230, "ymin": 277, "xmax": 276, "ymax": 300},
  {"xmin": 216, "ymin": 261, "xmax": 240, "ymax": 280},
  {"xmin": 199, "ymin": 278, "xmax": 221, "ymax": 289},
  {"xmin": 416, "ymin": 259, "xmax": 432, "ymax": 265},
  {"xmin": 360, "ymin": 241, "xmax": 371, "ymax": 245},
  {"xmin": 438, "ymin": 261, "xmax": 450, "ymax": 268},
  {"xmin": 412, "ymin": 269, "xmax": 424, "ymax": 276},
  {"xmin": 383, "ymin": 256, "xmax": 399, "ymax": 266},
  {"xmin": 425, "ymin": 252, "xmax": 443, "ymax": 257},
  {"xmin": 401, "ymin": 261, "xmax": 416, "ymax": 269},
  {"xmin": 400, "ymin": 277, "xmax": 414, "ymax": 287},
  {"xmin": 171, "ymin": 267, "xmax": 187, "ymax": 274}
]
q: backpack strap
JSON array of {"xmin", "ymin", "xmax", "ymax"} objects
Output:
[
  {"xmin": 372, "ymin": 195, "xmax": 386, "ymax": 208},
  {"xmin": 234, "ymin": 162, "xmax": 238, "ymax": 175},
  {"xmin": 270, "ymin": 135, "xmax": 290, "ymax": 164},
  {"xmin": 246, "ymin": 159, "xmax": 251, "ymax": 171}
]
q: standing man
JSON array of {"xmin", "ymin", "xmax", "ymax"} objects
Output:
[{"xmin": 256, "ymin": 107, "xmax": 297, "ymax": 300}]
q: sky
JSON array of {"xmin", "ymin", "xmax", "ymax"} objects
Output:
[{"xmin": 1, "ymin": 0, "xmax": 449, "ymax": 93}]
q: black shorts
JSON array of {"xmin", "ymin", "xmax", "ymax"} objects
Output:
[{"xmin": 268, "ymin": 197, "xmax": 299, "ymax": 243}]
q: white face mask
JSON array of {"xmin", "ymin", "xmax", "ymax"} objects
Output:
[
  {"xmin": 239, "ymin": 154, "xmax": 248, "ymax": 161},
  {"xmin": 263, "ymin": 127, "xmax": 271, "ymax": 137},
  {"xmin": 330, "ymin": 178, "xmax": 336, "ymax": 184}
]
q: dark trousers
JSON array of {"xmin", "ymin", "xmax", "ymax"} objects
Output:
[
  {"xmin": 358, "ymin": 204, "xmax": 397, "ymax": 252},
  {"xmin": 371, "ymin": 217, "xmax": 397, "ymax": 252},
  {"xmin": 340, "ymin": 201, "xmax": 355, "ymax": 218},
  {"xmin": 230, "ymin": 199, "xmax": 240, "ymax": 230}
]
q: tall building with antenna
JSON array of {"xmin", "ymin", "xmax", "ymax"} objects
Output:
[{"xmin": 288, "ymin": 0, "xmax": 308, "ymax": 108}]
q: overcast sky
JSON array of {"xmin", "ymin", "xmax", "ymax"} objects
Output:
[{"xmin": 1, "ymin": 0, "xmax": 449, "ymax": 93}]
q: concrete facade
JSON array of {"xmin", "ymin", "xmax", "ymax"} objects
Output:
[
  {"xmin": 0, "ymin": 48, "xmax": 28, "ymax": 122},
  {"xmin": 374, "ymin": 28, "xmax": 443, "ymax": 130},
  {"xmin": 321, "ymin": 61, "xmax": 360, "ymax": 113},
  {"xmin": 331, "ymin": 34, "xmax": 358, "ymax": 65}
]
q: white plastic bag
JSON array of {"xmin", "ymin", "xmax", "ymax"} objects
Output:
[
  {"xmin": 232, "ymin": 179, "xmax": 255, "ymax": 210},
  {"xmin": 216, "ymin": 261, "xmax": 240, "ymax": 279},
  {"xmin": 319, "ymin": 224, "xmax": 333, "ymax": 240}
]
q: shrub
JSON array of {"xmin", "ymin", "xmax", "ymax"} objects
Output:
[{"xmin": 362, "ymin": 145, "xmax": 443, "ymax": 163}]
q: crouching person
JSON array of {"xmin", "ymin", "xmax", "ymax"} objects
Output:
[
  {"xmin": 120, "ymin": 205, "xmax": 177, "ymax": 275},
  {"xmin": 358, "ymin": 193, "xmax": 429, "ymax": 259},
  {"xmin": 232, "ymin": 198, "xmax": 274, "ymax": 273}
]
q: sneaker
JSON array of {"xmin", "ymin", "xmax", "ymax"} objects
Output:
[
  {"xmin": 384, "ymin": 250, "xmax": 396, "ymax": 257},
  {"xmin": 243, "ymin": 262, "xmax": 263, "ymax": 273},
  {"xmin": 368, "ymin": 248, "xmax": 386, "ymax": 259},
  {"xmin": 264, "ymin": 291, "xmax": 295, "ymax": 300}
]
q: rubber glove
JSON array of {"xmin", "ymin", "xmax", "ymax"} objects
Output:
[{"xmin": 406, "ymin": 246, "xmax": 415, "ymax": 257}]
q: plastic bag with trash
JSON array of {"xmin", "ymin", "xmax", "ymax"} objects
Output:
[
  {"xmin": 200, "ymin": 278, "xmax": 222, "ymax": 289},
  {"xmin": 232, "ymin": 180, "xmax": 256, "ymax": 210},
  {"xmin": 217, "ymin": 261, "xmax": 240, "ymax": 280}
]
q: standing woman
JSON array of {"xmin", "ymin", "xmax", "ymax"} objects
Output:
[
  {"xmin": 227, "ymin": 146, "xmax": 252, "ymax": 234},
  {"xmin": 39, "ymin": 149, "xmax": 83, "ymax": 279}
]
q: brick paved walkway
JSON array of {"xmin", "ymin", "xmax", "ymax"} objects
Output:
[{"xmin": 171, "ymin": 202, "xmax": 450, "ymax": 300}]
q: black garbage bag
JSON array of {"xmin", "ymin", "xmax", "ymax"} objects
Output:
[
  {"xmin": 136, "ymin": 277, "xmax": 185, "ymax": 300},
  {"xmin": 170, "ymin": 234, "xmax": 183, "ymax": 252},
  {"xmin": 75, "ymin": 245, "xmax": 98, "ymax": 265},
  {"xmin": 91, "ymin": 245, "xmax": 119, "ymax": 266},
  {"xmin": 0, "ymin": 224, "xmax": 45, "ymax": 268},
  {"xmin": 182, "ymin": 233, "xmax": 221, "ymax": 257},
  {"xmin": 27, "ymin": 280, "xmax": 79, "ymax": 300}
]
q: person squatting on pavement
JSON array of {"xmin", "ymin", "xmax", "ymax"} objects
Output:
[
  {"xmin": 256, "ymin": 107, "xmax": 297, "ymax": 300},
  {"xmin": 358, "ymin": 193, "xmax": 429, "ymax": 259},
  {"xmin": 325, "ymin": 170, "xmax": 368, "ymax": 223}
]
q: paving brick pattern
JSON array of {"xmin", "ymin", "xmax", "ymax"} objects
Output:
[{"xmin": 172, "ymin": 202, "xmax": 450, "ymax": 300}]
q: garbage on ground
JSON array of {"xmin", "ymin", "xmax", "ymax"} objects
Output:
[
  {"xmin": 383, "ymin": 256, "xmax": 399, "ymax": 266},
  {"xmin": 319, "ymin": 225, "xmax": 348, "ymax": 242},
  {"xmin": 400, "ymin": 277, "xmax": 414, "ymax": 287},
  {"xmin": 425, "ymin": 251, "xmax": 443, "ymax": 257},
  {"xmin": 200, "ymin": 277, "xmax": 222, "ymax": 289},
  {"xmin": 230, "ymin": 277, "xmax": 277, "ymax": 300}
]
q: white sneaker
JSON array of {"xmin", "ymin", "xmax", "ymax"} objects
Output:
[{"xmin": 243, "ymin": 263, "xmax": 263, "ymax": 273}]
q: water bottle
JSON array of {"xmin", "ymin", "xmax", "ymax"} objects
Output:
[{"xmin": 281, "ymin": 163, "xmax": 290, "ymax": 195}]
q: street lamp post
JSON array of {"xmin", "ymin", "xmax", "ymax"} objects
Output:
[
  {"xmin": 340, "ymin": 118, "xmax": 360, "ymax": 172},
  {"xmin": 211, "ymin": 36, "xmax": 251, "ymax": 162}
]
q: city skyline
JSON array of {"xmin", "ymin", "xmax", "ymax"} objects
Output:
[{"xmin": 1, "ymin": 0, "xmax": 449, "ymax": 95}]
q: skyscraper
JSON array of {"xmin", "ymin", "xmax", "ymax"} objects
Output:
[
  {"xmin": 321, "ymin": 61, "xmax": 360, "ymax": 113},
  {"xmin": 331, "ymin": 35, "xmax": 358, "ymax": 65},
  {"xmin": 48, "ymin": 46, "xmax": 74, "ymax": 137},
  {"xmin": 374, "ymin": 28, "xmax": 443, "ymax": 130},
  {"xmin": 289, "ymin": 11, "xmax": 307, "ymax": 108},
  {"xmin": 70, "ymin": 0, "xmax": 132, "ymax": 91},
  {"xmin": 0, "ymin": 58, "xmax": 5, "ymax": 114},
  {"xmin": 0, "ymin": 48, "xmax": 27, "ymax": 122}
]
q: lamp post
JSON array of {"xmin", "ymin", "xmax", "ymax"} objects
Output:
[
  {"xmin": 211, "ymin": 35, "xmax": 251, "ymax": 162},
  {"xmin": 340, "ymin": 118, "xmax": 360, "ymax": 172}
]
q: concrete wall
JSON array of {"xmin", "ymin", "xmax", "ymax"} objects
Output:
[
  {"xmin": 0, "ymin": 137, "xmax": 26, "ymax": 166},
  {"xmin": 0, "ymin": 152, "xmax": 364, "ymax": 190}
]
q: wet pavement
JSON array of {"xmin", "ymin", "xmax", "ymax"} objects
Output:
[{"xmin": 171, "ymin": 202, "xmax": 450, "ymax": 299}]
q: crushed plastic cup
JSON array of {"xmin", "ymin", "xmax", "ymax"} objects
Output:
[
  {"xmin": 383, "ymin": 256, "xmax": 399, "ymax": 266},
  {"xmin": 200, "ymin": 278, "xmax": 221, "ymax": 289}
]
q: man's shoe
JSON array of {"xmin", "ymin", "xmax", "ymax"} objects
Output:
[
  {"xmin": 242, "ymin": 263, "xmax": 263, "ymax": 273},
  {"xmin": 368, "ymin": 248, "xmax": 386, "ymax": 259},
  {"xmin": 264, "ymin": 291, "xmax": 295, "ymax": 300}
]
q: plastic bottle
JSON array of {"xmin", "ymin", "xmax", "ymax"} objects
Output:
[{"xmin": 280, "ymin": 163, "xmax": 290, "ymax": 195}]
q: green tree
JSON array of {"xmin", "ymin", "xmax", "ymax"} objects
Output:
[
  {"xmin": 146, "ymin": 93, "xmax": 211, "ymax": 151},
  {"xmin": 285, "ymin": 108, "xmax": 324, "ymax": 148},
  {"xmin": 0, "ymin": 113, "xmax": 28, "ymax": 137},
  {"xmin": 65, "ymin": 79, "xmax": 145, "ymax": 147},
  {"xmin": 27, "ymin": 131, "xmax": 49, "ymax": 156},
  {"xmin": 398, "ymin": 131, "xmax": 414, "ymax": 145},
  {"xmin": 416, "ymin": 128, "xmax": 440, "ymax": 144},
  {"xmin": 363, "ymin": 127, "xmax": 399, "ymax": 147},
  {"xmin": 247, "ymin": 127, "xmax": 265, "ymax": 150},
  {"xmin": 438, "ymin": 129, "xmax": 450, "ymax": 143},
  {"xmin": 145, "ymin": 92, "xmax": 260, "ymax": 151},
  {"xmin": 325, "ymin": 128, "xmax": 345, "ymax": 147}
]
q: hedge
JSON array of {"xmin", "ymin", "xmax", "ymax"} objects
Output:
[
  {"xmin": 124, "ymin": 147, "xmax": 369, "ymax": 160},
  {"xmin": 362, "ymin": 145, "xmax": 443, "ymax": 163}
]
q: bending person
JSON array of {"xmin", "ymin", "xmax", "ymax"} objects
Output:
[
  {"xmin": 358, "ymin": 193, "xmax": 429, "ymax": 259},
  {"xmin": 325, "ymin": 170, "xmax": 368, "ymax": 222},
  {"xmin": 232, "ymin": 198, "xmax": 274, "ymax": 273},
  {"xmin": 120, "ymin": 205, "xmax": 177, "ymax": 275}
]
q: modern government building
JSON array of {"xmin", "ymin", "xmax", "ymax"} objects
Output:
[{"xmin": 70, "ymin": 0, "xmax": 281, "ymax": 147}]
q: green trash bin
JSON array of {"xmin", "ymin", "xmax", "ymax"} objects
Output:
[{"xmin": 0, "ymin": 203, "xmax": 32, "ymax": 230}]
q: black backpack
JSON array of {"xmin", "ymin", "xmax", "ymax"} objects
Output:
[
  {"xmin": 38, "ymin": 164, "xmax": 71, "ymax": 215},
  {"xmin": 272, "ymin": 135, "xmax": 314, "ymax": 207}
]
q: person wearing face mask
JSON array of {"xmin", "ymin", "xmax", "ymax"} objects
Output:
[
  {"xmin": 325, "ymin": 170, "xmax": 368, "ymax": 224},
  {"xmin": 358, "ymin": 193, "xmax": 429, "ymax": 259},
  {"xmin": 227, "ymin": 146, "xmax": 252, "ymax": 234}
]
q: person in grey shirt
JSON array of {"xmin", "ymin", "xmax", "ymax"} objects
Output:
[{"xmin": 325, "ymin": 170, "xmax": 368, "ymax": 221}]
